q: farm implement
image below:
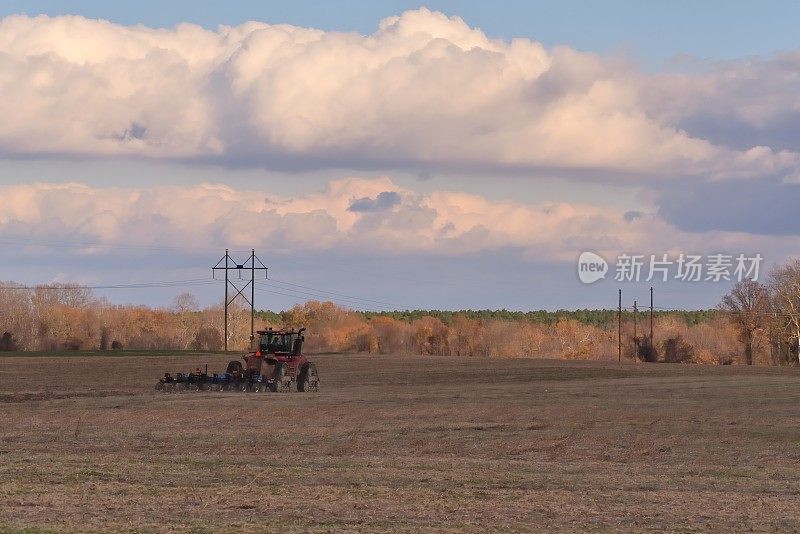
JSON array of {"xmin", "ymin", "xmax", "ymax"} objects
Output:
[{"xmin": 155, "ymin": 328, "xmax": 319, "ymax": 393}]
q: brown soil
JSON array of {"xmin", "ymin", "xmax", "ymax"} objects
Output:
[{"xmin": 1, "ymin": 353, "xmax": 799, "ymax": 532}]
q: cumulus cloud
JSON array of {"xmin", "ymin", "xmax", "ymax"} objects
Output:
[
  {"xmin": 0, "ymin": 10, "xmax": 796, "ymax": 181},
  {"xmin": 1, "ymin": 177, "xmax": 796, "ymax": 263},
  {"xmin": 644, "ymin": 52, "xmax": 800, "ymax": 155}
]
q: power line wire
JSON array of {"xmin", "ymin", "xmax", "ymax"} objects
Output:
[
  {"xmin": 254, "ymin": 286, "xmax": 393, "ymax": 312},
  {"xmin": 0, "ymin": 274, "xmax": 407, "ymax": 311},
  {"xmin": 0, "ymin": 278, "xmax": 221, "ymax": 290},
  {"xmin": 261, "ymin": 278, "xmax": 413, "ymax": 309},
  {"xmin": 255, "ymin": 286, "xmax": 396, "ymax": 312}
]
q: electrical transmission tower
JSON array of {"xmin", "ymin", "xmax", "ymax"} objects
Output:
[{"xmin": 212, "ymin": 249, "xmax": 268, "ymax": 351}]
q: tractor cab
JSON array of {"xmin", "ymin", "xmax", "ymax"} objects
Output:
[{"xmin": 258, "ymin": 328, "xmax": 305, "ymax": 356}]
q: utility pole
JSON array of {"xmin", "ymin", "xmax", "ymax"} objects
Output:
[
  {"xmin": 633, "ymin": 300, "xmax": 638, "ymax": 358},
  {"xmin": 224, "ymin": 252, "xmax": 228, "ymax": 351},
  {"xmin": 212, "ymin": 249, "xmax": 268, "ymax": 351},
  {"xmin": 618, "ymin": 289, "xmax": 622, "ymax": 363},
  {"xmin": 649, "ymin": 286, "xmax": 654, "ymax": 345},
  {"xmin": 251, "ymin": 254, "xmax": 255, "ymax": 345}
]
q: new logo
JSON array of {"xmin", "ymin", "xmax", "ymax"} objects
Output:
[{"xmin": 577, "ymin": 251, "xmax": 608, "ymax": 284}]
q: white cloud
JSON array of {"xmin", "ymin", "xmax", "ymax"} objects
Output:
[
  {"xmin": 1, "ymin": 177, "xmax": 796, "ymax": 262},
  {"xmin": 0, "ymin": 10, "xmax": 796, "ymax": 180}
]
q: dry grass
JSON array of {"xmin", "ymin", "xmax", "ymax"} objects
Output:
[{"xmin": 1, "ymin": 353, "xmax": 800, "ymax": 532}]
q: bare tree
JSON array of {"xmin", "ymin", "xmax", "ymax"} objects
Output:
[
  {"xmin": 719, "ymin": 279, "xmax": 771, "ymax": 365},
  {"xmin": 172, "ymin": 292, "xmax": 199, "ymax": 313},
  {"xmin": 171, "ymin": 292, "xmax": 200, "ymax": 349},
  {"xmin": 768, "ymin": 260, "xmax": 800, "ymax": 364}
]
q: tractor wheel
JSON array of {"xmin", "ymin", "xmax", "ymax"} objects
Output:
[
  {"xmin": 155, "ymin": 381, "xmax": 165, "ymax": 392},
  {"xmin": 174, "ymin": 382, "xmax": 187, "ymax": 393},
  {"xmin": 297, "ymin": 362, "xmax": 320, "ymax": 392},
  {"xmin": 226, "ymin": 360, "xmax": 244, "ymax": 375},
  {"xmin": 270, "ymin": 363, "xmax": 288, "ymax": 392},
  {"xmin": 252, "ymin": 382, "xmax": 266, "ymax": 393}
]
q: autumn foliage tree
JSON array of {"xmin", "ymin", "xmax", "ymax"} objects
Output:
[
  {"xmin": 9, "ymin": 268, "xmax": 800, "ymax": 366},
  {"xmin": 768, "ymin": 260, "xmax": 800, "ymax": 364},
  {"xmin": 719, "ymin": 279, "xmax": 771, "ymax": 365}
]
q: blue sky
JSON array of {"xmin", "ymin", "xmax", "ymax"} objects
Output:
[
  {"xmin": 3, "ymin": 0, "xmax": 799, "ymax": 65},
  {"xmin": 0, "ymin": 2, "xmax": 798, "ymax": 311}
]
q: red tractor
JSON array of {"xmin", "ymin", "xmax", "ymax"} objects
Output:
[
  {"xmin": 226, "ymin": 327, "xmax": 319, "ymax": 392},
  {"xmin": 156, "ymin": 327, "xmax": 319, "ymax": 393}
]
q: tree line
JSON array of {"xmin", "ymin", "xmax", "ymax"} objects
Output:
[
  {"xmin": 1, "ymin": 258, "xmax": 799, "ymax": 365},
  {"xmin": 358, "ymin": 309, "xmax": 717, "ymax": 327},
  {"xmin": 716, "ymin": 258, "xmax": 800, "ymax": 366}
]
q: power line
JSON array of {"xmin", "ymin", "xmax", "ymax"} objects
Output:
[
  {"xmin": 267, "ymin": 255, "xmax": 480, "ymax": 289},
  {"xmin": 0, "ymin": 273, "xmax": 408, "ymax": 311},
  {"xmin": 255, "ymin": 285, "xmax": 397, "ymax": 312},
  {"xmin": 0, "ymin": 278, "xmax": 220, "ymax": 290},
  {"xmin": 0, "ymin": 235, "xmax": 482, "ymax": 294},
  {"xmin": 257, "ymin": 280, "xmax": 411, "ymax": 310},
  {"xmin": 254, "ymin": 286, "xmax": 394, "ymax": 312},
  {"xmin": 267, "ymin": 277, "xmax": 413, "ymax": 308}
]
